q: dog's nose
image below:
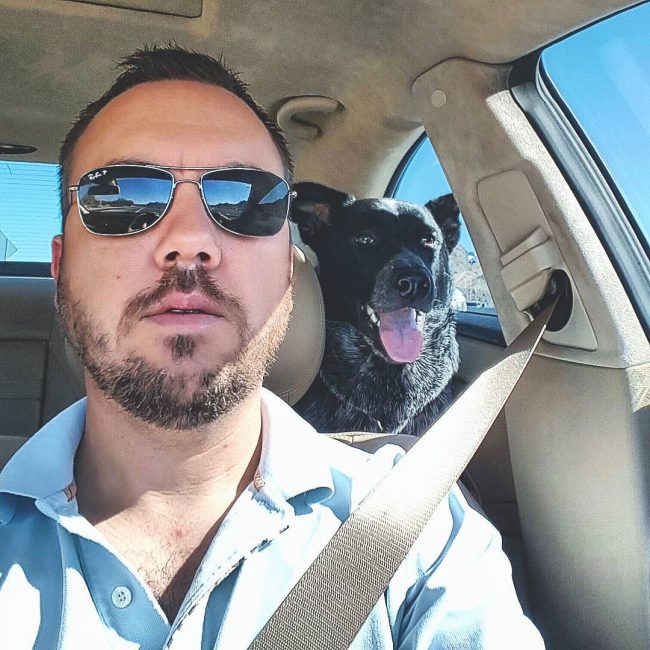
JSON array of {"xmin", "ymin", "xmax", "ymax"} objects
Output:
[{"xmin": 397, "ymin": 273, "xmax": 430, "ymax": 299}]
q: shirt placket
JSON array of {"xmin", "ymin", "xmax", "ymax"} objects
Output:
[
  {"xmin": 164, "ymin": 483, "xmax": 294, "ymax": 649},
  {"xmin": 36, "ymin": 491, "xmax": 172, "ymax": 650}
]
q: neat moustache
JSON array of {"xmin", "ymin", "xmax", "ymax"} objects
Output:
[{"xmin": 118, "ymin": 266, "xmax": 244, "ymax": 339}]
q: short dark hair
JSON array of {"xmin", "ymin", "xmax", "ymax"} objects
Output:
[{"xmin": 59, "ymin": 44, "xmax": 293, "ymax": 223}]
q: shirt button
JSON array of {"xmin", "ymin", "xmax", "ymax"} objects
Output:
[{"xmin": 111, "ymin": 586, "xmax": 133, "ymax": 609}]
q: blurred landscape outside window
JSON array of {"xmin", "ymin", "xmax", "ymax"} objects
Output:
[{"xmin": 0, "ymin": 160, "xmax": 60, "ymax": 263}]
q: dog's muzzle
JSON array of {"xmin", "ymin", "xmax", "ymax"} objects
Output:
[{"xmin": 397, "ymin": 271, "xmax": 431, "ymax": 301}]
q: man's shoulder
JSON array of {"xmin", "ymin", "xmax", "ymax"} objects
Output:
[
  {"xmin": 261, "ymin": 390, "xmax": 497, "ymax": 566},
  {"xmin": 260, "ymin": 388, "xmax": 408, "ymax": 514}
]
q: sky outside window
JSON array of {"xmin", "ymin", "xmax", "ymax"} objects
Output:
[
  {"xmin": 0, "ymin": 161, "xmax": 60, "ymax": 262},
  {"xmin": 542, "ymin": 2, "xmax": 650, "ymax": 249}
]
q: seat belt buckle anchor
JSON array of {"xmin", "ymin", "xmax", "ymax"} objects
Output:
[{"xmin": 527, "ymin": 269, "xmax": 572, "ymax": 332}]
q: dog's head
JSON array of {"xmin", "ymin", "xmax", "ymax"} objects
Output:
[{"xmin": 291, "ymin": 182, "xmax": 460, "ymax": 364}]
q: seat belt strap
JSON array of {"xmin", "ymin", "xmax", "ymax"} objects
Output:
[{"xmin": 249, "ymin": 298, "xmax": 557, "ymax": 650}]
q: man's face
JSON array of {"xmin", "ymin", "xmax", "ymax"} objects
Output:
[{"xmin": 52, "ymin": 80, "xmax": 293, "ymax": 429}]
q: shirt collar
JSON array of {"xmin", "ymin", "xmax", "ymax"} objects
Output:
[
  {"xmin": 257, "ymin": 388, "xmax": 334, "ymax": 504},
  {"xmin": 0, "ymin": 397, "xmax": 86, "ymax": 499},
  {"xmin": 0, "ymin": 389, "xmax": 335, "ymax": 504}
]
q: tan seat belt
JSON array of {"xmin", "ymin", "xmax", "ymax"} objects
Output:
[{"xmin": 249, "ymin": 296, "xmax": 558, "ymax": 650}]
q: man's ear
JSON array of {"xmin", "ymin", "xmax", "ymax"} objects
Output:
[
  {"xmin": 290, "ymin": 182, "xmax": 354, "ymax": 251},
  {"xmin": 51, "ymin": 235, "xmax": 63, "ymax": 282},
  {"xmin": 425, "ymin": 193, "xmax": 461, "ymax": 253}
]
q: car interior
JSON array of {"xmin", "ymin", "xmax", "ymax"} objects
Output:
[{"xmin": 1, "ymin": 1, "xmax": 650, "ymax": 648}]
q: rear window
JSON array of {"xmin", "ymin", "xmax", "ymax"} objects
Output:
[
  {"xmin": 0, "ymin": 160, "xmax": 61, "ymax": 264},
  {"xmin": 389, "ymin": 137, "xmax": 497, "ymax": 317}
]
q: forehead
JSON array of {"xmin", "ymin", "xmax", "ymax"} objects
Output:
[
  {"xmin": 342, "ymin": 198, "xmax": 437, "ymax": 230},
  {"xmin": 69, "ymin": 80, "xmax": 284, "ymax": 181}
]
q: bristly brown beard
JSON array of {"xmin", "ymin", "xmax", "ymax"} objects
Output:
[{"xmin": 56, "ymin": 261, "xmax": 293, "ymax": 430}]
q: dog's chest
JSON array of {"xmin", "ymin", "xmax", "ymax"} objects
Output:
[{"xmin": 310, "ymin": 321, "xmax": 459, "ymax": 434}]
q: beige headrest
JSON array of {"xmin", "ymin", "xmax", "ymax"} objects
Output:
[{"xmin": 263, "ymin": 245, "xmax": 325, "ymax": 405}]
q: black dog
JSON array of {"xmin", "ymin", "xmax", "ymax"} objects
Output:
[{"xmin": 291, "ymin": 182, "xmax": 462, "ymax": 437}]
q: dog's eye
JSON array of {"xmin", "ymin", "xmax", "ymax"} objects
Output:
[
  {"xmin": 354, "ymin": 234, "xmax": 376, "ymax": 247},
  {"xmin": 421, "ymin": 235, "xmax": 436, "ymax": 248}
]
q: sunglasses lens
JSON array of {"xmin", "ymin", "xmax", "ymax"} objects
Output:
[
  {"xmin": 77, "ymin": 166, "xmax": 173, "ymax": 235},
  {"xmin": 202, "ymin": 169, "xmax": 290, "ymax": 236}
]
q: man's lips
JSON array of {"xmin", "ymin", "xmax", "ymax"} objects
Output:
[
  {"xmin": 143, "ymin": 291, "xmax": 222, "ymax": 318},
  {"xmin": 142, "ymin": 292, "xmax": 224, "ymax": 329}
]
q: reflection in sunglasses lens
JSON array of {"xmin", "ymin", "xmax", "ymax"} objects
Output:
[
  {"xmin": 77, "ymin": 166, "xmax": 289, "ymax": 237},
  {"xmin": 202, "ymin": 170, "xmax": 289, "ymax": 236},
  {"xmin": 78, "ymin": 166, "xmax": 173, "ymax": 235}
]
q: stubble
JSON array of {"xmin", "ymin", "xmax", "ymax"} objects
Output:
[{"xmin": 56, "ymin": 260, "xmax": 293, "ymax": 430}]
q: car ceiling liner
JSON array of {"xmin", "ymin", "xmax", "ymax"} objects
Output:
[{"xmin": 66, "ymin": 0, "xmax": 202, "ymax": 18}]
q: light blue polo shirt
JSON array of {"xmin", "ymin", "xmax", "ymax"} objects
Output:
[{"xmin": 0, "ymin": 389, "xmax": 544, "ymax": 649}]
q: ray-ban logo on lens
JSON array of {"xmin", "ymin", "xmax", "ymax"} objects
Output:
[{"xmin": 88, "ymin": 170, "xmax": 108, "ymax": 181}]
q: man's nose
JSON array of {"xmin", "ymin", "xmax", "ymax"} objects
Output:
[{"xmin": 153, "ymin": 180, "xmax": 223, "ymax": 269}]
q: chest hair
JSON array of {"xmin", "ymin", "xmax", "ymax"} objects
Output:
[{"xmin": 99, "ymin": 522, "xmax": 217, "ymax": 622}]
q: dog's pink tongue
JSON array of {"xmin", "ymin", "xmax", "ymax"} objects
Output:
[{"xmin": 378, "ymin": 308, "xmax": 424, "ymax": 363}]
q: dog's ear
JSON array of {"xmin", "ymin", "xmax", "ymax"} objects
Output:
[
  {"xmin": 290, "ymin": 182, "xmax": 354, "ymax": 249},
  {"xmin": 425, "ymin": 193, "xmax": 461, "ymax": 253}
]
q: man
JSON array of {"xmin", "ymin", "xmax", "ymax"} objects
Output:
[{"xmin": 0, "ymin": 46, "xmax": 544, "ymax": 649}]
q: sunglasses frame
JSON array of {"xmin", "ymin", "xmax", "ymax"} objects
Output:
[{"xmin": 68, "ymin": 163, "xmax": 296, "ymax": 238}]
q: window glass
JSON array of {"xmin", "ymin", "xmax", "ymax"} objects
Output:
[
  {"xmin": 390, "ymin": 137, "xmax": 496, "ymax": 315},
  {"xmin": 0, "ymin": 160, "xmax": 61, "ymax": 263},
  {"xmin": 542, "ymin": 3, "xmax": 650, "ymax": 251}
]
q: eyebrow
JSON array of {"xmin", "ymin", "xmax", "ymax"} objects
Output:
[{"xmin": 100, "ymin": 158, "xmax": 269, "ymax": 171}]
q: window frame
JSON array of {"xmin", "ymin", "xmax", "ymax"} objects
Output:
[
  {"xmin": 510, "ymin": 47, "xmax": 650, "ymax": 338},
  {"xmin": 0, "ymin": 261, "xmax": 51, "ymax": 277}
]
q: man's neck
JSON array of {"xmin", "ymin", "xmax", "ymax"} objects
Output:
[
  {"xmin": 73, "ymin": 384, "xmax": 264, "ymax": 622},
  {"xmin": 74, "ymin": 384, "xmax": 264, "ymax": 527}
]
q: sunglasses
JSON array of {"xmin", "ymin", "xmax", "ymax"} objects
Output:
[{"xmin": 68, "ymin": 164, "xmax": 295, "ymax": 238}]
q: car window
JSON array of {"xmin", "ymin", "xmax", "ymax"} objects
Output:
[
  {"xmin": 388, "ymin": 136, "xmax": 498, "ymax": 318},
  {"xmin": 527, "ymin": 2, "xmax": 650, "ymax": 334},
  {"xmin": 541, "ymin": 4, "xmax": 650, "ymax": 253},
  {"xmin": 0, "ymin": 160, "xmax": 60, "ymax": 265}
]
